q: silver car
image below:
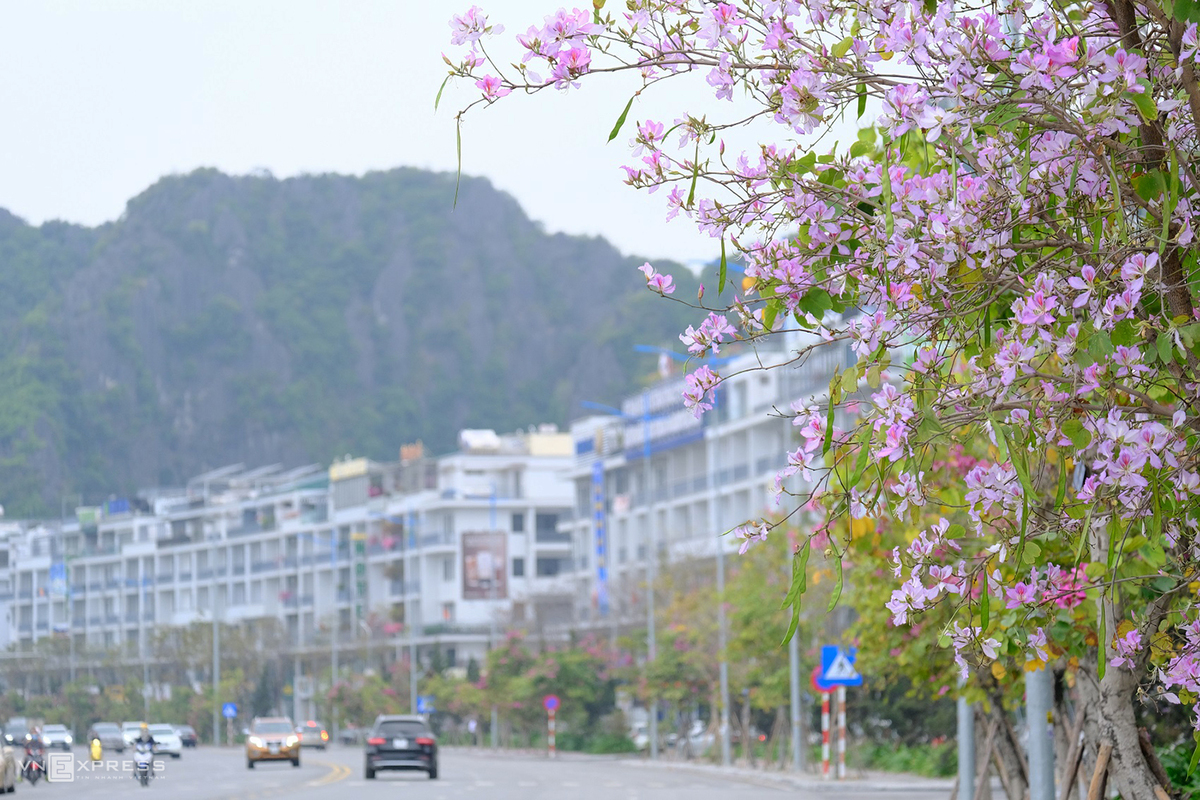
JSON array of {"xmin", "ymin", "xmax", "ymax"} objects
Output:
[{"xmin": 41, "ymin": 725, "xmax": 73, "ymax": 751}]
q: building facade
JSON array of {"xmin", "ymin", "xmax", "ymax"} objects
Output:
[{"xmin": 0, "ymin": 426, "xmax": 574, "ymax": 699}]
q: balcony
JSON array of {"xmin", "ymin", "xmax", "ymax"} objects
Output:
[{"xmin": 535, "ymin": 530, "xmax": 571, "ymax": 545}]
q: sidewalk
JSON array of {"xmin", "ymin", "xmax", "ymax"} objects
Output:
[{"xmin": 620, "ymin": 757, "xmax": 958, "ymax": 794}]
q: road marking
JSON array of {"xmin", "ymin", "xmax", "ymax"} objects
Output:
[
  {"xmin": 518, "ymin": 780, "xmax": 536, "ymax": 787},
  {"xmin": 306, "ymin": 761, "xmax": 351, "ymax": 787},
  {"xmin": 563, "ymin": 781, "xmax": 580, "ymax": 787}
]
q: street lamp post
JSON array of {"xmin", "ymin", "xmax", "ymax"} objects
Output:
[
  {"xmin": 633, "ymin": 343, "xmax": 736, "ymax": 766},
  {"xmin": 582, "ymin": 390, "xmax": 658, "ymax": 759}
]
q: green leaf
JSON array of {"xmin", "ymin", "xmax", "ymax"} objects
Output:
[
  {"xmin": 849, "ymin": 441, "xmax": 871, "ymax": 486},
  {"xmin": 1062, "ymin": 419, "xmax": 1092, "ymax": 450},
  {"xmin": 822, "ymin": 401, "xmax": 835, "ymax": 456},
  {"xmin": 1126, "ymin": 85, "xmax": 1158, "ymax": 122},
  {"xmin": 686, "ymin": 143, "xmax": 700, "ymax": 206},
  {"xmin": 454, "ymin": 118, "xmax": 463, "ymax": 209},
  {"xmin": 1188, "ymin": 736, "xmax": 1200, "ymax": 777},
  {"xmin": 987, "ymin": 416, "xmax": 1009, "ymax": 462},
  {"xmin": 607, "ymin": 95, "xmax": 636, "ymax": 143},
  {"xmin": 1157, "ymin": 331, "xmax": 1175, "ymax": 364},
  {"xmin": 1098, "ymin": 607, "xmax": 1107, "ymax": 681},
  {"xmin": 780, "ymin": 539, "xmax": 812, "ymax": 645},
  {"xmin": 980, "ymin": 574, "xmax": 990, "ymax": 629},
  {"xmin": 718, "ymin": 237, "xmax": 728, "ymax": 295},
  {"xmin": 797, "ymin": 288, "xmax": 834, "ymax": 318},
  {"xmin": 762, "ymin": 298, "xmax": 781, "ymax": 332},
  {"xmin": 827, "ymin": 558, "xmax": 844, "ymax": 613},
  {"xmin": 856, "ymin": 83, "xmax": 867, "ymax": 120},
  {"xmin": 983, "ymin": 305, "xmax": 991, "ymax": 348},
  {"xmin": 1111, "ymin": 319, "xmax": 1137, "ymax": 347},
  {"xmin": 434, "ymin": 75, "xmax": 452, "ymax": 111},
  {"xmin": 1088, "ymin": 332, "xmax": 1114, "ymax": 360},
  {"xmin": 832, "ymin": 36, "xmax": 854, "ymax": 58},
  {"xmin": 1084, "ymin": 562, "xmax": 1107, "ymax": 581},
  {"xmin": 841, "ymin": 367, "xmax": 859, "ymax": 394}
]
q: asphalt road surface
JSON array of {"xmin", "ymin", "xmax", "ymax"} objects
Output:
[{"xmin": 23, "ymin": 743, "xmax": 952, "ymax": 800}]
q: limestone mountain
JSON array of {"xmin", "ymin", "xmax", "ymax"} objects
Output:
[{"xmin": 0, "ymin": 168, "xmax": 697, "ymax": 516}]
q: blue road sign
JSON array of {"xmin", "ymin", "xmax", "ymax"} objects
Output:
[
  {"xmin": 820, "ymin": 646, "xmax": 863, "ymax": 687},
  {"xmin": 543, "ymin": 694, "xmax": 560, "ymax": 713},
  {"xmin": 416, "ymin": 695, "xmax": 436, "ymax": 714},
  {"xmin": 222, "ymin": 702, "xmax": 238, "ymax": 719}
]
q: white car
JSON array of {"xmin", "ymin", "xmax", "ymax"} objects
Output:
[
  {"xmin": 121, "ymin": 722, "xmax": 147, "ymax": 748},
  {"xmin": 149, "ymin": 725, "xmax": 182, "ymax": 758},
  {"xmin": 42, "ymin": 724, "xmax": 73, "ymax": 751}
]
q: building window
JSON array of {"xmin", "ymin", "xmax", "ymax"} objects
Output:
[
  {"xmin": 536, "ymin": 557, "xmax": 569, "ymax": 577},
  {"xmin": 511, "ymin": 513, "xmax": 525, "ymax": 533},
  {"xmin": 443, "ymin": 558, "xmax": 455, "ymax": 582},
  {"xmin": 441, "ymin": 602, "xmax": 455, "ymax": 622},
  {"xmin": 512, "ymin": 558, "xmax": 525, "ymax": 577}
]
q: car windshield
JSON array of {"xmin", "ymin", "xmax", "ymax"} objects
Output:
[
  {"xmin": 179, "ymin": 727, "xmax": 195, "ymax": 733},
  {"xmin": 253, "ymin": 722, "xmax": 293, "ymax": 734},
  {"xmin": 149, "ymin": 727, "xmax": 174, "ymax": 736},
  {"xmin": 94, "ymin": 724, "xmax": 119, "ymax": 732},
  {"xmin": 376, "ymin": 721, "xmax": 428, "ymax": 737},
  {"xmin": 302, "ymin": 723, "xmax": 323, "ymax": 730},
  {"xmin": 44, "ymin": 726, "xmax": 66, "ymax": 732}
]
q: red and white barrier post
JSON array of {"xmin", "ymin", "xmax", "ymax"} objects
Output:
[
  {"xmin": 836, "ymin": 685, "xmax": 846, "ymax": 779},
  {"xmin": 543, "ymin": 694, "xmax": 560, "ymax": 759},
  {"xmin": 821, "ymin": 691, "xmax": 830, "ymax": 779}
]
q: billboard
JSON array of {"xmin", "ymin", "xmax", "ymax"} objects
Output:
[
  {"xmin": 592, "ymin": 461, "xmax": 609, "ymax": 615},
  {"xmin": 462, "ymin": 531, "xmax": 507, "ymax": 600}
]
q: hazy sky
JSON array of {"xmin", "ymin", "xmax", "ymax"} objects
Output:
[{"xmin": 0, "ymin": 1, "xmax": 729, "ymax": 265}]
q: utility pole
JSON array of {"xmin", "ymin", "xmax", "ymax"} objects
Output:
[
  {"xmin": 643, "ymin": 391, "xmax": 658, "ymax": 761},
  {"xmin": 789, "ymin": 634, "xmax": 803, "ymax": 771},
  {"xmin": 957, "ymin": 679, "xmax": 975, "ymax": 800},
  {"xmin": 331, "ymin": 533, "xmax": 339, "ymax": 742},
  {"xmin": 407, "ymin": 507, "xmax": 419, "ymax": 716},
  {"xmin": 1026, "ymin": 666, "xmax": 1055, "ymax": 800},
  {"xmin": 709, "ymin": 402, "xmax": 732, "ymax": 767},
  {"xmin": 212, "ymin": 571, "xmax": 220, "ymax": 747}
]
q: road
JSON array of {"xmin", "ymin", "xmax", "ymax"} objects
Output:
[{"xmin": 23, "ymin": 744, "xmax": 952, "ymax": 800}]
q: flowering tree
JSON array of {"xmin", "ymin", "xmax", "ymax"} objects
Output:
[{"xmin": 446, "ymin": 0, "xmax": 1200, "ymax": 792}]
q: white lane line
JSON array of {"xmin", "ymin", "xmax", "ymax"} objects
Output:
[{"xmin": 518, "ymin": 780, "xmax": 537, "ymax": 787}]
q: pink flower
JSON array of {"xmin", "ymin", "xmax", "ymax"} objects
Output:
[
  {"xmin": 475, "ymin": 75, "xmax": 510, "ymax": 100},
  {"xmin": 1110, "ymin": 628, "xmax": 1142, "ymax": 670}
]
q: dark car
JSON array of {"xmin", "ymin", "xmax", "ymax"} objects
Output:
[
  {"xmin": 3, "ymin": 718, "xmax": 31, "ymax": 746},
  {"xmin": 176, "ymin": 725, "xmax": 198, "ymax": 748},
  {"xmin": 364, "ymin": 715, "xmax": 437, "ymax": 780},
  {"xmin": 86, "ymin": 722, "xmax": 125, "ymax": 754}
]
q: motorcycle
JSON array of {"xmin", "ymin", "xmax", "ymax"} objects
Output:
[
  {"xmin": 22, "ymin": 749, "xmax": 45, "ymax": 786},
  {"xmin": 133, "ymin": 741, "xmax": 154, "ymax": 787}
]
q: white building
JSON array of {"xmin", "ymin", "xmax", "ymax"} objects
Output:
[{"xmin": 0, "ymin": 426, "xmax": 574, "ymax": 697}]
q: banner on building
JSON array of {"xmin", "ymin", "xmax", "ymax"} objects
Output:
[
  {"xmin": 462, "ymin": 531, "xmax": 507, "ymax": 600},
  {"xmin": 592, "ymin": 461, "xmax": 608, "ymax": 616},
  {"xmin": 49, "ymin": 562, "xmax": 68, "ymax": 598}
]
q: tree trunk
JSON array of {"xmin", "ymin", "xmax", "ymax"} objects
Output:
[
  {"xmin": 1075, "ymin": 660, "xmax": 1165, "ymax": 800},
  {"xmin": 984, "ymin": 700, "xmax": 1026, "ymax": 800}
]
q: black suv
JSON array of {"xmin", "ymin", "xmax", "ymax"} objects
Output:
[{"xmin": 364, "ymin": 715, "xmax": 437, "ymax": 780}]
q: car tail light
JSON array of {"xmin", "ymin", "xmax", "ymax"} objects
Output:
[
  {"xmin": 321, "ymin": 731, "xmax": 328, "ymax": 740},
  {"xmin": 416, "ymin": 737, "xmax": 434, "ymax": 746},
  {"xmin": 366, "ymin": 737, "xmax": 386, "ymax": 746}
]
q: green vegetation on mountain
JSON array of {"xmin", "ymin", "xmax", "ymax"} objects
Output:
[{"xmin": 0, "ymin": 169, "xmax": 698, "ymax": 516}]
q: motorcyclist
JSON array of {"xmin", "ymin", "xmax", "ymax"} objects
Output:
[
  {"xmin": 133, "ymin": 723, "xmax": 156, "ymax": 782},
  {"xmin": 23, "ymin": 727, "xmax": 46, "ymax": 780}
]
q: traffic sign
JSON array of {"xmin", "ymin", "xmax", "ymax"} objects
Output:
[
  {"xmin": 222, "ymin": 702, "xmax": 238, "ymax": 719},
  {"xmin": 810, "ymin": 665, "xmax": 834, "ymax": 693},
  {"xmin": 820, "ymin": 646, "xmax": 863, "ymax": 686},
  {"xmin": 543, "ymin": 694, "xmax": 560, "ymax": 713},
  {"xmin": 416, "ymin": 695, "xmax": 436, "ymax": 714}
]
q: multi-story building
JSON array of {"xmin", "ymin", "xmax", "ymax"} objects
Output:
[
  {"xmin": 0, "ymin": 425, "xmax": 574, "ymax": 704},
  {"xmin": 556, "ymin": 334, "xmax": 856, "ymax": 636}
]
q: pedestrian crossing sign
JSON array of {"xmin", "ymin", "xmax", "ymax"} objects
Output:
[{"xmin": 820, "ymin": 646, "xmax": 863, "ymax": 686}]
